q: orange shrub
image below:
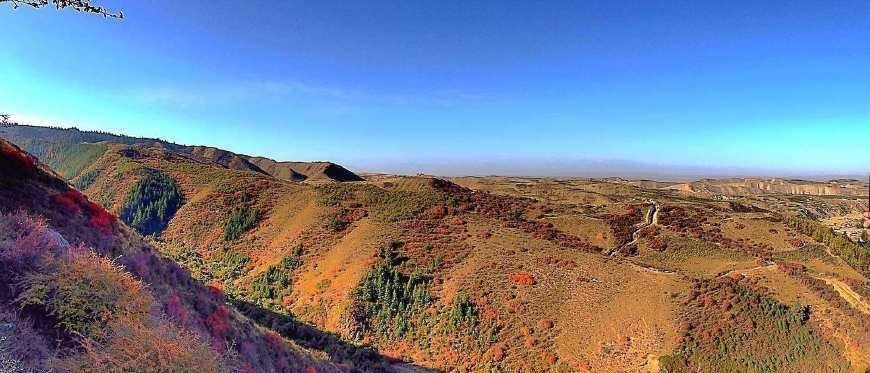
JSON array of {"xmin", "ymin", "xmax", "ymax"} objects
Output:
[{"xmin": 511, "ymin": 272, "xmax": 537, "ymax": 285}]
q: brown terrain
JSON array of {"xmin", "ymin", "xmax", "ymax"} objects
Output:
[{"xmin": 1, "ymin": 124, "xmax": 868, "ymax": 372}]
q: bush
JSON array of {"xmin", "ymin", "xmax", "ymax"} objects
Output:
[
  {"xmin": 0, "ymin": 212, "xmax": 67, "ymax": 274},
  {"xmin": 660, "ymin": 277, "xmax": 849, "ymax": 372},
  {"xmin": 448, "ymin": 293, "xmax": 479, "ymax": 331},
  {"xmin": 121, "ymin": 170, "xmax": 184, "ymax": 236},
  {"xmin": 16, "ymin": 247, "xmax": 154, "ymax": 339},
  {"xmin": 58, "ymin": 316, "xmax": 224, "ymax": 373},
  {"xmin": 209, "ymin": 250, "xmax": 251, "ymax": 283},
  {"xmin": 249, "ymin": 247, "xmax": 302, "ymax": 310},
  {"xmin": 224, "ymin": 206, "xmax": 260, "ymax": 241},
  {"xmin": 0, "ymin": 309, "xmax": 55, "ymax": 373}
]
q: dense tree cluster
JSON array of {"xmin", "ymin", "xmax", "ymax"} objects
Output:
[
  {"xmin": 121, "ymin": 170, "xmax": 184, "ymax": 236},
  {"xmin": 223, "ymin": 204, "xmax": 260, "ymax": 241},
  {"xmin": 351, "ymin": 243, "xmax": 432, "ymax": 339}
]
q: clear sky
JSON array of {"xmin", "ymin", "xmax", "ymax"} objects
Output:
[{"xmin": 1, "ymin": 1, "xmax": 868, "ymax": 177}]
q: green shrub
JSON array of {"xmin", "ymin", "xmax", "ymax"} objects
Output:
[
  {"xmin": 209, "ymin": 250, "xmax": 250, "ymax": 283},
  {"xmin": 15, "ymin": 249, "xmax": 153, "ymax": 339},
  {"xmin": 249, "ymin": 246, "xmax": 303, "ymax": 310},
  {"xmin": 223, "ymin": 205, "xmax": 260, "ymax": 241},
  {"xmin": 448, "ymin": 293, "xmax": 478, "ymax": 330},
  {"xmin": 121, "ymin": 170, "xmax": 184, "ymax": 236},
  {"xmin": 661, "ymin": 278, "xmax": 849, "ymax": 372}
]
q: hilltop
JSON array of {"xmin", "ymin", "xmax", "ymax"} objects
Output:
[
  {"xmin": 0, "ymin": 124, "xmax": 362, "ymax": 183},
  {"xmin": 1, "ymin": 127, "xmax": 868, "ymax": 372}
]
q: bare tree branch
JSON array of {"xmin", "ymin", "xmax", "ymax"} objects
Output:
[{"xmin": 1, "ymin": 0, "xmax": 123, "ymax": 18}]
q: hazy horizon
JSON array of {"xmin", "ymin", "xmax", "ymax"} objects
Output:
[{"xmin": 3, "ymin": 1, "xmax": 869, "ymax": 177}]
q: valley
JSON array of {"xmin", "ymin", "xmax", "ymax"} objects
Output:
[{"xmin": 1, "ymin": 124, "xmax": 867, "ymax": 372}]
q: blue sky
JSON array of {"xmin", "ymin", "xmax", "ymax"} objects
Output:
[{"xmin": 1, "ymin": 1, "xmax": 868, "ymax": 177}]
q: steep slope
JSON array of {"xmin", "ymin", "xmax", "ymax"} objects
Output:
[
  {"xmin": 0, "ymin": 124, "xmax": 362, "ymax": 183},
  {"xmin": 0, "ymin": 139, "xmax": 413, "ymax": 372}
]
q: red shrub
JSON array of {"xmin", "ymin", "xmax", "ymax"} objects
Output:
[
  {"xmin": 205, "ymin": 306, "xmax": 231, "ymax": 338},
  {"xmin": 165, "ymin": 292, "xmax": 189, "ymax": 323},
  {"xmin": 50, "ymin": 190, "xmax": 116, "ymax": 235},
  {"xmin": 511, "ymin": 272, "xmax": 537, "ymax": 285},
  {"xmin": 51, "ymin": 192, "xmax": 82, "ymax": 215},
  {"xmin": 0, "ymin": 142, "xmax": 38, "ymax": 170}
]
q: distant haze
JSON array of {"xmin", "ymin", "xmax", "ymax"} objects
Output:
[
  {"xmin": 2, "ymin": 1, "xmax": 869, "ymax": 176},
  {"xmin": 347, "ymin": 157, "xmax": 866, "ymax": 181}
]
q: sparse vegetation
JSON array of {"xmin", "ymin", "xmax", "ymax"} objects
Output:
[
  {"xmin": 248, "ymin": 245, "xmax": 303, "ymax": 312},
  {"xmin": 660, "ymin": 276, "xmax": 850, "ymax": 372}
]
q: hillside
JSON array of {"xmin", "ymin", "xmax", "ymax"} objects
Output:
[
  {"xmin": 1, "ymin": 129, "xmax": 868, "ymax": 372},
  {"xmin": 0, "ymin": 139, "xmax": 415, "ymax": 372},
  {"xmin": 0, "ymin": 124, "xmax": 362, "ymax": 183}
]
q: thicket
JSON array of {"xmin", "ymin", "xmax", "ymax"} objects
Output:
[
  {"xmin": 120, "ymin": 170, "xmax": 184, "ymax": 236},
  {"xmin": 72, "ymin": 169, "xmax": 99, "ymax": 190},
  {"xmin": 15, "ymin": 248, "xmax": 154, "ymax": 339},
  {"xmin": 447, "ymin": 293, "xmax": 479, "ymax": 331},
  {"xmin": 224, "ymin": 205, "xmax": 260, "ymax": 241},
  {"xmin": 786, "ymin": 216, "xmax": 869, "ymax": 277},
  {"xmin": 351, "ymin": 243, "xmax": 433, "ymax": 339},
  {"xmin": 249, "ymin": 246, "xmax": 303, "ymax": 312}
]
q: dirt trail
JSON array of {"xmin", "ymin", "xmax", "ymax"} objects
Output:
[{"xmin": 817, "ymin": 276, "xmax": 870, "ymax": 315}]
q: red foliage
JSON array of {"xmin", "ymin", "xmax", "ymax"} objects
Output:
[
  {"xmin": 165, "ymin": 292, "xmax": 189, "ymax": 323},
  {"xmin": 776, "ymin": 262, "xmax": 805, "ymax": 276},
  {"xmin": 511, "ymin": 272, "xmax": 537, "ymax": 285},
  {"xmin": 604, "ymin": 206, "xmax": 643, "ymax": 246},
  {"xmin": 648, "ymin": 237, "xmax": 667, "ymax": 251},
  {"xmin": 541, "ymin": 351, "xmax": 558, "ymax": 365},
  {"xmin": 205, "ymin": 305, "xmax": 231, "ymax": 338},
  {"xmin": 207, "ymin": 281, "xmax": 225, "ymax": 299},
  {"xmin": 50, "ymin": 189, "xmax": 116, "ymax": 235},
  {"xmin": 429, "ymin": 178, "xmax": 601, "ymax": 253},
  {"xmin": 51, "ymin": 192, "xmax": 82, "ymax": 215},
  {"xmin": 0, "ymin": 142, "xmax": 38, "ymax": 170}
]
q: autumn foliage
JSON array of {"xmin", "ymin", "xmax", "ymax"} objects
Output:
[{"xmin": 510, "ymin": 272, "xmax": 537, "ymax": 285}]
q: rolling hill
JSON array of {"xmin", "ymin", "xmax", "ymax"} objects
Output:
[
  {"xmin": 1, "ymin": 127, "xmax": 868, "ymax": 372},
  {"xmin": 0, "ymin": 124, "xmax": 362, "ymax": 183}
]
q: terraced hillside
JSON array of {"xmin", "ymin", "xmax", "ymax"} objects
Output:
[{"xmin": 2, "ymin": 130, "xmax": 868, "ymax": 372}]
